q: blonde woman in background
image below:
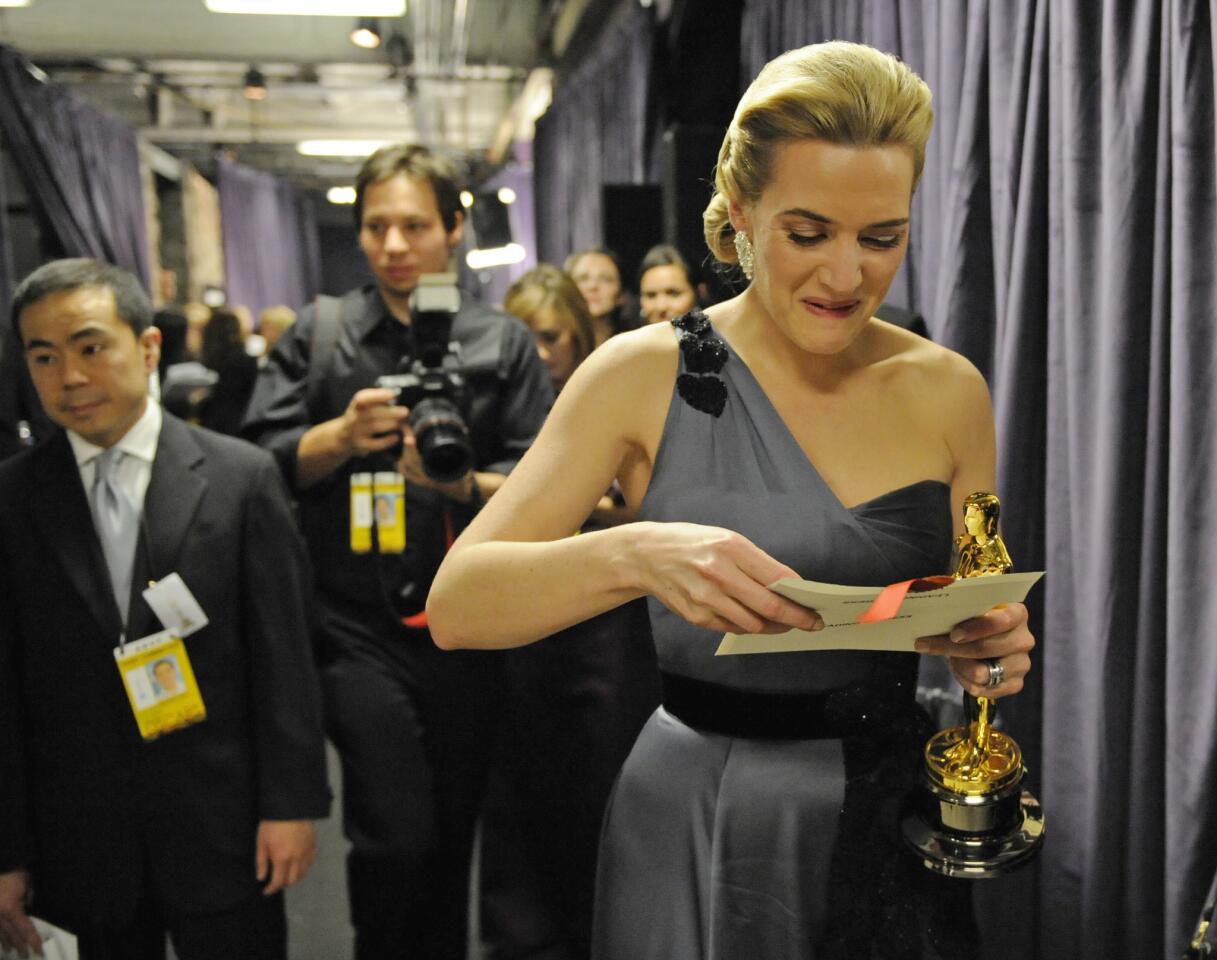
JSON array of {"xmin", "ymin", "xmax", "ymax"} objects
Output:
[
  {"xmin": 504, "ymin": 264, "xmax": 595, "ymax": 393},
  {"xmin": 258, "ymin": 304, "xmax": 297, "ymax": 356}
]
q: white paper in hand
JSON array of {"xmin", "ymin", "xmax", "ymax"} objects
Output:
[{"xmin": 716, "ymin": 571, "xmax": 1044, "ymax": 655}]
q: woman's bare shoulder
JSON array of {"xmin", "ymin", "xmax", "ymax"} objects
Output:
[
  {"xmin": 867, "ymin": 320, "xmax": 994, "ymax": 468},
  {"xmin": 872, "ymin": 320, "xmax": 990, "ymax": 405},
  {"xmin": 585, "ymin": 321, "xmax": 681, "ymax": 369},
  {"xmin": 559, "ymin": 322, "xmax": 682, "ymax": 413}
]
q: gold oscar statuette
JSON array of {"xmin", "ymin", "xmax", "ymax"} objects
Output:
[{"xmin": 901, "ymin": 491, "xmax": 1046, "ymax": 877}]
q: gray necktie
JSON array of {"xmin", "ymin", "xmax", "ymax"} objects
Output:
[{"xmin": 89, "ymin": 447, "xmax": 139, "ymax": 625}]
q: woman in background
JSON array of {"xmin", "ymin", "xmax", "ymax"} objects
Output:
[
  {"xmin": 258, "ymin": 304, "xmax": 298, "ymax": 359},
  {"xmin": 565, "ymin": 247, "xmax": 637, "ymax": 345},
  {"xmin": 504, "ymin": 263, "xmax": 595, "ymax": 393},
  {"xmin": 637, "ymin": 244, "xmax": 701, "ymax": 325}
]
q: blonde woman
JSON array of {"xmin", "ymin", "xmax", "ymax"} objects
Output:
[
  {"xmin": 429, "ymin": 42, "xmax": 1035, "ymax": 958},
  {"xmin": 504, "ymin": 264, "xmax": 596, "ymax": 392}
]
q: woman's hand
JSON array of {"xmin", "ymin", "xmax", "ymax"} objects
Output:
[
  {"xmin": 632, "ymin": 522, "xmax": 823, "ymax": 636},
  {"xmin": 914, "ymin": 602, "xmax": 1034, "ymax": 699}
]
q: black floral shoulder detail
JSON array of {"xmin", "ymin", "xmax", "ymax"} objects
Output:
[{"xmin": 672, "ymin": 309, "xmax": 728, "ymax": 417}]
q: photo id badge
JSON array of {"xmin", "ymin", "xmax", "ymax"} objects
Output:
[
  {"xmin": 373, "ymin": 471, "xmax": 406, "ymax": 553},
  {"xmin": 114, "ymin": 630, "xmax": 206, "ymax": 741}
]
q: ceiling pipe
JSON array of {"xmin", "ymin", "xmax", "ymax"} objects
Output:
[{"xmin": 452, "ymin": 0, "xmax": 472, "ymax": 71}]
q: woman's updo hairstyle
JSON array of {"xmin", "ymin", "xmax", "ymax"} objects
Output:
[{"xmin": 703, "ymin": 41, "xmax": 933, "ymax": 267}]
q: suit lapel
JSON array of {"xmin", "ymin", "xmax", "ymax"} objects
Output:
[
  {"xmin": 129, "ymin": 415, "xmax": 206, "ymax": 639},
  {"xmin": 30, "ymin": 431, "xmax": 125, "ymax": 639}
]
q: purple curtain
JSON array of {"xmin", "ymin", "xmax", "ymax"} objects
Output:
[
  {"xmin": 534, "ymin": 3, "xmax": 657, "ymax": 264},
  {"xmin": 0, "ymin": 150, "xmax": 29, "ymax": 459},
  {"xmin": 742, "ymin": 2, "xmax": 1217, "ymax": 958},
  {"xmin": 0, "ymin": 45, "xmax": 150, "ymax": 287},
  {"xmin": 216, "ymin": 155, "xmax": 320, "ymax": 317},
  {"xmin": 0, "ymin": 43, "xmax": 149, "ymax": 454}
]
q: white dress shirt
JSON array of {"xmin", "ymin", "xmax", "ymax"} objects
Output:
[{"xmin": 68, "ymin": 398, "xmax": 163, "ymax": 514}]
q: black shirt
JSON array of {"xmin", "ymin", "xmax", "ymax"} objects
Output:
[{"xmin": 242, "ymin": 286, "xmax": 553, "ymax": 635}]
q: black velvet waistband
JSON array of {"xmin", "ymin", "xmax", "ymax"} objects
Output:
[{"xmin": 660, "ymin": 672, "xmax": 851, "ymax": 740}]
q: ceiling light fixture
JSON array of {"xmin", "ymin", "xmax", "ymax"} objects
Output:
[
  {"xmin": 243, "ymin": 66, "xmax": 268, "ymax": 101},
  {"xmin": 297, "ymin": 139, "xmax": 390, "ymax": 157},
  {"xmin": 496, "ymin": 187, "xmax": 517, "ymax": 205},
  {"xmin": 459, "ymin": 191, "xmax": 475, "ymax": 208},
  {"xmin": 205, "ymin": 0, "xmax": 405, "ymax": 15},
  {"xmin": 327, "ymin": 186, "xmax": 357, "ymax": 205},
  {"xmin": 350, "ymin": 17, "xmax": 381, "ymax": 49},
  {"xmin": 466, "ymin": 243, "xmax": 527, "ymax": 270},
  {"xmin": 0, "ymin": 0, "xmax": 33, "ymax": 8}
]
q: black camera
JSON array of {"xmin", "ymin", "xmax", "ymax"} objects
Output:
[{"xmin": 376, "ymin": 274, "xmax": 474, "ymax": 484}]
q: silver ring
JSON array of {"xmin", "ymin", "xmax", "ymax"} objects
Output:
[{"xmin": 985, "ymin": 657, "xmax": 1005, "ymax": 688}]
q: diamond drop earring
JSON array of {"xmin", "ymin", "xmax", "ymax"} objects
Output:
[{"xmin": 733, "ymin": 231, "xmax": 755, "ymax": 280}]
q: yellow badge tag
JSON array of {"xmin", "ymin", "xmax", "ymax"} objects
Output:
[
  {"xmin": 113, "ymin": 630, "xmax": 207, "ymax": 741},
  {"xmin": 373, "ymin": 471, "xmax": 406, "ymax": 553}
]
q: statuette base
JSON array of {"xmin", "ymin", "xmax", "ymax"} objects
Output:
[{"xmin": 902, "ymin": 777, "xmax": 1045, "ymax": 879}]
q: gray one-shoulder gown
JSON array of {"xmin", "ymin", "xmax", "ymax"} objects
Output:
[{"xmin": 591, "ymin": 317, "xmax": 980, "ymax": 960}]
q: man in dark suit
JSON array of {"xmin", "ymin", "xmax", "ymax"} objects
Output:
[{"xmin": 0, "ymin": 259, "xmax": 330, "ymax": 960}]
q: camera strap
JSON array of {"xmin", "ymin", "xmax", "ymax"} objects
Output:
[
  {"xmin": 306, "ymin": 294, "xmax": 348, "ymax": 419},
  {"xmin": 392, "ymin": 502, "xmax": 457, "ymax": 631}
]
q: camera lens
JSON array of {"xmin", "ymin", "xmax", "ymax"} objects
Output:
[{"xmin": 411, "ymin": 398, "xmax": 474, "ymax": 483}]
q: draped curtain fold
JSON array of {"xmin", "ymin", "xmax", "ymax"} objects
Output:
[
  {"xmin": 1160, "ymin": 3, "xmax": 1217, "ymax": 953},
  {"xmin": 215, "ymin": 155, "xmax": 320, "ymax": 316},
  {"xmin": 534, "ymin": 4, "xmax": 657, "ymax": 264},
  {"xmin": 0, "ymin": 43, "xmax": 149, "ymax": 454},
  {"xmin": 0, "ymin": 147, "xmax": 27, "ymax": 458},
  {"xmin": 0, "ymin": 44, "xmax": 150, "ymax": 287},
  {"xmin": 740, "ymin": 1, "xmax": 1217, "ymax": 957}
]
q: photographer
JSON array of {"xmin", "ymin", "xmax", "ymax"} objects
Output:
[{"xmin": 241, "ymin": 144, "xmax": 552, "ymax": 960}]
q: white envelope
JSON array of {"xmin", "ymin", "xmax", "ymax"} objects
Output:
[{"xmin": 716, "ymin": 571, "xmax": 1044, "ymax": 655}]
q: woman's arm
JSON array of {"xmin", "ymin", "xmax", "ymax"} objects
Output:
[{"xmin": 427, "ymin": 328, "xmax": 822, "ymax": 650}]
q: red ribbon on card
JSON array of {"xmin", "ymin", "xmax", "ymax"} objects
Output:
[{"xmin": 856, "ymin": 575, "xmax": 955, "ymax": 624}]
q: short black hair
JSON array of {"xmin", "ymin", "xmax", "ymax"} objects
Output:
[{"xmin": 11, "ymin": 258, "xmax": 153, "ymax": 340}]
